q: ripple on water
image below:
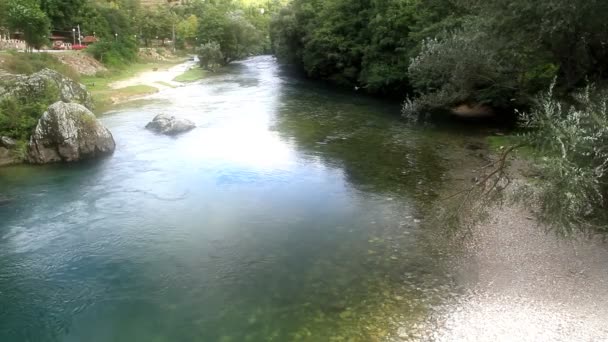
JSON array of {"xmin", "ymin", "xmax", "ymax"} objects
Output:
[{"xmin": 0, "ymin": 56, "xmax": 469, "ymax": 342}]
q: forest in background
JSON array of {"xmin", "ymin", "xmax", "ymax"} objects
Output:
[
  {"xmin": 0, "ymin": 0, "xmax": 285, "ymax": 67},
  {"xmin": 271, "ymin": 0, "xmax": 608, "ymax": 112},
  {"xmin": 271, "ymin": 0, "xmax": 608, "ymax": 235},
  {"xmin": 0, "ymin": 0, "xmax": 284, "ymax": 143}
]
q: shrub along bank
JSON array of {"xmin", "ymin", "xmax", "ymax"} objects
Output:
[{"xmin": 269, "ymin": 0, "xmax": 608, "ymax": 234}]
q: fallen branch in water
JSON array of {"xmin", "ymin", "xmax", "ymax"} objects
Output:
[
  {"xmin": 443, "ymin": 144, "xmax": 523, "ymax": 201},
  {"xmin": 435, "ymin": 144, "xmax": 524, "ymax": 235}
]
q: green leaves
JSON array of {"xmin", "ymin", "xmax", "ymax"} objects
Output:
[
  {"xmin": 6, "ymin": 0, "xmax": 51, "ymax": 50},
  {"xmin": 196, "ymin": 5, "xmax": 264, "ymax": 64},
  {"xmin": 520, "ymin": 86, "xmax": 608, "ymax": 234},
  {"xmin": 197, "ymin": 42, "xmax": 223, "ymax": 71}
]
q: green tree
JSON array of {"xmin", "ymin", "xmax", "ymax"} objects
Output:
[
  {"xmin": 197, "ymin": 41, "xmax": 223, "ymax": 71},
  {"xmin": 476, "ymin": 0, "xmax": 608, "ymax": 89},
  {"xmin": 0, "ymin": 0, "xmax": 9, "ymax": 30},
  {"xmin": 6, "ymin": 0, "xmax": 50, "ymax": 51},
  {"xmin": 39, "ymin": 0, "xmax": 85, "ymax": 30},
  {"xmin": 177, "ymin": 14, "xmax": 199, "ymax": 46},
  {"xmin": 196, "ymin": 3, "xmax": 263, "ymax": 64},
  {"xmin": 269, "ymin": 0, "xmax": 454, "ymax": 95},
  {"xmin": 136, "ymin": 6, "xmax": 172, "ymax": 46}
]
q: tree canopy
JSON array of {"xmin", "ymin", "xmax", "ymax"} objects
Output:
[
  {"xmin": 5, "ymin": 0, "xmax": 51, "ymax": 51},
  {"xmin": 270, "ymin": 0, "xmax": 608, "ymax": 107}
]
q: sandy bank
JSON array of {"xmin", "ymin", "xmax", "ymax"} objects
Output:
[
  {"xmin": 417, "ymin": 157, "xmax": 608, "ymax": 341},
  {"xmin": 109, "ymin": 60, "xmax": 196, "ymax": 91}
]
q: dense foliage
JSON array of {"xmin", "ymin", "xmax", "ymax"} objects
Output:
[
  {"xmin": 271, "ymin": 0, "xmax": 608, "ymax": 233},
  {"xmin": 520, "ymin": 86, "xmax": 608, "ymax": 235},
  {"xmin": 0, "ymin": 78, "xmax": 59, "ymax": 140},
  {"xmin": 4, "ymin": 0, "xmax": 51, "ymax": 51},
  {"xmin": 189, "ymin": 0, "xmax": 285, "ymax": 65},
  {"xmin": 271, "ymin": 0, "xmax": 608, "ymax": 107},
  {"xmin": 270, "ymin": 0, "xmax": 458, "ymax": 96},
  {"xmin": 0, "ymin": 0, "xmax": 282, "ymax": 66},
  {"xmin": 197, "ymin": 42, "xmax": 223, "ymax": 71}
]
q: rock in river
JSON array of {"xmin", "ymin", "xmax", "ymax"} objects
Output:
[
  {"xmin": 27, "ymin": 102, "xmax": 115, "ymax": 164},
  {"xmin": 145, "ymin": 114, "xmax": 196, "ymax": 135}
]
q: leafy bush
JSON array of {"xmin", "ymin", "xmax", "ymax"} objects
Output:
[
  {"xmin": 197, "ymin": 42, "xmax": 223, "ymax": 71},
  {"xmin": 87, "ymin": 39, "xmax": 138, "ymax": 68},
  {"xmin": 0, "ymin": 80, "xmax": 59, "ymax": 140},
  {"xmin": 405, "ymin": 18, "xmax": 559, "ymax": 120},
  {"xmin": 197, "ymin": 8, "xmax": 263, "ymax": 64},
  {"xmin": 519, "ymin": 85, "xmax": 608, "ymax": 234}
]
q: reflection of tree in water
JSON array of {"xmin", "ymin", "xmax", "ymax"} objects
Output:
[
  {"xmin": 272, "ymin": 77, "xmax": 451, "ymax": 203},
  {"xmin": 203, "ymin": 60, "xmax": 261, "ymax": 90},
  {"xmin": 230, "ymin": 72, "xmax": 466, "ymax": 340}
]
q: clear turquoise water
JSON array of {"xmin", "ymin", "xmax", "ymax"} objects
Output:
[{"xmin": 0, "ymin": 56, "xmax": 470, "ymax": 341}]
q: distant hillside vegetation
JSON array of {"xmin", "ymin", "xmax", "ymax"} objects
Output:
[{"xmin": 140, "ymin": 0, "xmax": 184, "ymax": 7}]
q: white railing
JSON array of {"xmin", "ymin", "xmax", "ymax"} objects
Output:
[{"xmin": 0, "ymin": 37, "xmax": 26, "ymax": 50}]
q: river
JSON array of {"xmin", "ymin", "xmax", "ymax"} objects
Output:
[{"xmin": 0, "ymin": 56, "xmax": 485, "ymax": 341}]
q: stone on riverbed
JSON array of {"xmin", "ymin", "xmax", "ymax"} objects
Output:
[
  {"xmin": 145, "ymin": 113, "xmax": 196, "ymax": 135},
  {"xmin": 27, "ymin": 101, "xmax": 116, "ymax": 164}
]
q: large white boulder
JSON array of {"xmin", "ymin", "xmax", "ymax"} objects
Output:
[{"xmin": 27, "ymin": 102, "xmax": 115, "ymax": 164}]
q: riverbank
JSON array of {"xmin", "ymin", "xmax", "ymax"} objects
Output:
[
  {"xmin": 411, "ymin": 147, "xmax": 608, "ymax": 341},
  {"xmin": 81, "ymin": 59, "xmax": 198, "ymax": 111},
  {"xmin": 0, "ymin": 53, "xmax": 201, "ymax": 166}
]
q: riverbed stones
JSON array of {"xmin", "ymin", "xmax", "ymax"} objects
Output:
[
  {"xmin": 27, "ymin": 101, "xmax": 115, "ymax": 164},
  {"xmin": 145, "ymin": 113, "xmax": 196, "ymax": 135}
]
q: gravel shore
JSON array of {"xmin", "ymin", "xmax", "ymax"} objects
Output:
[{"xmin": 422, "ymin": 203, "xmax": 608, "ymax": 341}]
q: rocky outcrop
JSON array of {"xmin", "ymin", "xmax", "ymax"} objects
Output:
[
  {"xmin": 1, "ymin": 136, "xmax": 16, "ymax": 149},
  {"xmin": 0, "ymin": 147, "xmax": 15, "ymax": 166},
  {"xmin": 0, "ymin": 136, "xmax": 18, "ymax": 166},
  {"xmin": 0, "ymin": 68, "xmax": 93, "ymax": 110},
  {"xmin": 27, "ymin": 102, "xmax": 115, "ymax": 164},
  {"xmin": 145, "ymin": 113, "xmax": 196, "ymax": 135}
]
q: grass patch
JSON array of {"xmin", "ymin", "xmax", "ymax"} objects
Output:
[
  {"xmin": 173, "ymin": 67, "xmax": 206, "ymax": 82},
  {"xmin": 0, "ymin": 51, "xmax": 80, "ymax": 81},
  {"xmin": 87, "ymin": 84, "xmax": 158, "ymax": 110},
  {"xmin": 155, "ymin": 81, "xmax": 177, "ymax": 88},
  {"xmin": 81, "ymin": 61, "xmax": 183, "ymax": 111}
]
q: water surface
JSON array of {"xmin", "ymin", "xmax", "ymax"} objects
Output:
[{"xmin": 1, "ymin": 56, "xmax": 473, "ymax": 341}]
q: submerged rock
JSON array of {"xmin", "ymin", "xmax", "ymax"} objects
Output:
[
  {"xmin": 451, "ymin": 103, "xmax": 494, "ymax": 118},
  {"xmin": 0, "ymin": 68, "xmax": 93, "ymax": 110},
  {"xmin": 0, "ymin": 196, "xmax": 11, "ymax": 206},
  {"xmin": 27, "ymin": 102, "xmax": 115, "ymax": 164},
  {"xmin": 145, "ymin": 113, "xmax": 196, "ymax": 135}
]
